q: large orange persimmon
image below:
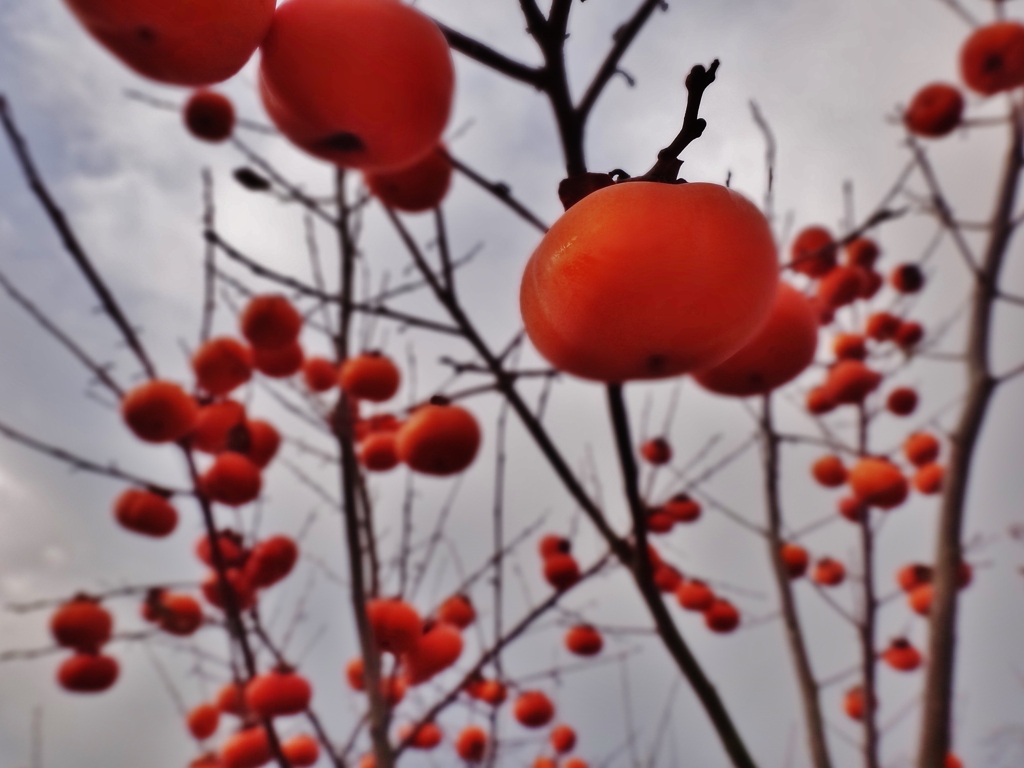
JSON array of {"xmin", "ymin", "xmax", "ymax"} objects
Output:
[
  {"xmin": 694, "ymin": 282, "xmax": 817, "ymax": 396},
  {"xmin": 259, "ymin": 0, "xmax": 454, "ymax": 171},
  {"xmin": 63, "ymin": 0, "xmax": 275, "ymax": 86},
  {"xmin": 521, "ymin": 182, "xmax": 778, "ymax": 382}
]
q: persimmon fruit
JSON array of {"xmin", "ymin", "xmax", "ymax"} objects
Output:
[
  {"xmin": 113, "ymin": 488, "xmax": 178, "ymax": 537},
  {"xmin": 780, "ymin": 543, "xmax": 809, "ymax": 579},
  {"xmin": 365, "ymin": 146, "xmax": 452, "ymax": 212},
  {"xmin": 960, "ymin": 21, "xmax": 1024, "ymax": 95},
  {"xmin": 790, "ymin": 226, "xmax": 837, "ymax": 277},
  {"xmin": 187, "ymin": 702, "xmax": 220, "ymax": 740},
  {"xmin": 550, "ymin": 724, "xmax": 577, "ymax": 753},
  {"xmin": 121, "ymin": 380, "xmax": 198, "ymax": 443},
  {"xmin": 340, "ymin": 353, "xmax": 401, "ymax": 402},
  {"xmin": 245, "ymin": 535, "xmax": 298, "ymax": 588},
  {"xmin": 301, "ymin": 356, "xmax": 338, "ymax": 392},
  {"xmin": 253, "ymin": 341, "xmax": 304, "ymax": 378},
  {"xmin": 514, "ymin": 690, "xmax": 556, "ymax": 728},
  {"xmin": 904, "ymin": 83, "xmax": 964, "ymax": 138},
  {"xmin": 192, "ymin": 337, "xmax": 253, "ymax": 396},
  {"xmin": 891, "ymin": 263, "xmax": 924, "ymax": 294},
  {"xmin": 201, "ymin": 453, "xmax": 262, "ymax": 506},
  {"xmin": 259, "ymin": 0, "xmax": 454, "ymax": 171},
  {"xmin": 521, "ymin": 182, "xmax": 778, "ymax": 382},
  {"xmin": 704, "ymin": 599, "xmax": 740, "ymax": 633},
  {"xmin": 640, "ymin": 437, "xmax": 672, "ymax": 465},
  {"xmin": 676, "ymin": 579, "xmax": 715, "ymax": 612},
  {"xmin": 812, "ymin": 557, "xmax": 846, "ymax": 586},
  {"xmin": 849, "ymin": 458, "xmax": 908, "ymax": 509},
  {"xmin": 812, "ymin": 455, "xmax": 847, "ymax": 488},
  {"xmin": 436, "ymin": 594, "xmax": 476, "ymax": 629},
  {"xmin": 564, "ymin": 625, "xmax": 603, "ymax": 656},
  {"xmin": 220, "ymin": 726, "xmax": 271, "ymax": 768},
  {"xmin": 455, "ymin": 725, "xmax": 488, "ymax": 762},
  {"xmin": 244, "ymin": 419, "xmax": 281, "ymax": 468},
  {"xmin": 367, "ymin": 598, "xmax": 423, "ymax": 655},
  {"xmin": 403, "ymin": 622, "xmax": 463, "ymax": 684},
  {"xmin": 184, "ymin": 90, "xmax": 235, "ymax": 142},
  {"xmin": 694, "ymin": 282, "xmax": 818, "ymax": 396},
  {"xmin": 240, "ymin": 295, "xmax": 303, "ymax": 350},
  {"xmin": 191, "ymin": 400, "xmax": 246, "ymax": 454},
  {"xmin": 57, "ymin": 652, "xmax": 119, "ymax": 693},
  {"xmin": 396, "ymin": 401, "xmax": 480, "ymax": 476},
  {"xmin": 51, "ymin": 597, "xmax": 113, "ymax": 651},
  {"xmin": 282, "ymin": 734, "xmax": 320, "ymax": 767},
  {"xmin": 63, "ymin": 0, "xmax": 275, "ymax": 86},
  {"xmin": 887, "ymin": 387, "xmax": 918, "ymax": 416},
  {"xmin": 245, "ymin": 668, "xmax": 312, "ymax": 717},
  {"xmin": 358, "ymin": 432, "xmax": 400, "ymax": 472},
  {"xmin": 904, "ymin": 432, "xmax": 940, "ymax": 466}
]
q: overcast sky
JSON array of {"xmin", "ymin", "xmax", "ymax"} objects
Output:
[{"xmin": 1, "ymin": 1, "xmax": 1024, "ymax": 767}]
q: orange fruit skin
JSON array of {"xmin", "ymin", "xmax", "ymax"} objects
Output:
[
  {"xmin": 259, "ymin": 0, "xmax": 454, "ymax": 171},
  {"xmin": 780, "ymin": 543, "xmax": 809, "ymax": 578},
  {"xmin": 845, "ymin": 238, "xmax": 880, "ymax": 268},
  {"xmin": 302, "ymin": 357, "xmax": 337, "ymax": 392},
  {"xmin": 245, "ymin": 535, "xmax": 299, "ymax": 588},
  {"xmin": 676, "ymin": 580, "xmax": 715, "ymax": 612},
  {"xmin": 359, "ymin": 432, "xmax": 400, "ymax": 472},
  {"xmin": 564, "ymin": 625, "xmax": 603, "ymax": 656},
  {"xmin": 220, "ymin": 726, "xmax": 271, "ymax": 768},
  {"xmin": 201, "ymin": 453, "xmax": 262, "ymax": 506},
  {"xmin": 514, "ymin": 690, "xmax": 556, "ymax": 728},
  {"xmin": 192, "ymin": 337, "xmax": 253, "ymax": 396},
  {"xmin": 904, "ymin": 83, "xmax": 964, "ymax": 138},
  {"xmin": 240, "ymin": 295, "xmax": 303, "ymax": 350},
  {"xmin": 849, "ymin": 458, "xmax": 908, "ymax": 509},
  {"xmin": 253, "ymin": 341, "xmax": 304, "ymax": 378},
  {"xmin": 184, "ymin": 90, "xmax": 235, "ymax": 142},
  {"xmin": 63, "ymin": 0, "xmax": 275, "ymax": 86},
  {"xmin": 365, "ymin": 147, "xmax": 453, "ymax": 213},
  {"xmin": 398, "ymin": 722, "xmax": 443, "ymax": 749},
  {"xmin": 436, "ymin": 594, "xmax": 476, "ymax": 629},
  {"xmin": 812, "ymin": 455, "xmax": 847, "ymax": 488},
  {"xmin": 904, "ymin": 432, "xmax": 940, "ymax": 466},
  {"xmin": 245, "ymin": 420, "xmax": 281, "ymax": 468},
  {"xmin": 245, "ymin": 670, "xmax": 312, "ymax": 718},
  {"xmin": 396, "ymin": 403, "xmax": 481, "ymax": 476},
  {"xmin": 367, "ymin": 599, "xmax": 423, "ymax": 655},
  {"xmin": 913, "ymin": 463, "xmax": 944, "ymax": 495},
  {"xmin": 340, "ymin": 354, "xmax": 401, "ymax": 402},
  {"xmin": 455, "ymin": 725, "xmax": 488, "ymax": 762},
  {"xmin": 543, "ymin": 553, "xmax": 581, "ymax": 591},
  {"xmin": 812, "ymin": 558, "xmax": 846, "ymax": 586},
  {"xmin": 790, "ymin": 226, "xmax": 837, "ymax": 277},
  {"xmin": 960, "ymin": 21, "xmax": 1024, "ymax": 95},
  {"xmin": 157, "ymin": 593, "xmax": 204, "ymax": 636},
  {"xmin": 113, "ymin": 488, "xmax": 178, "ymax": 537},
  {"xmin": 57, "ymin": 652, "xmax": 119, "ymax": 693},
  {"xmin": 191, "ymin": 400, "xmax": 247, "ymax": 454},
  {"xmin": 187, "ymin": 702, "xmax": 220, "ymax": 740},
  {"xmin": 51, "ymin": 599, "xmax": 113, "ymax": 651},
  {"xmin": 521, "ymin": 182, "xmax": 778, "ymax": 382},
  {"xmin": 550, "ymin": 724, "xmax": 577, "ymax": 754},
  {"xmin": 402, "ymin": 622, "xmax": 463, "ymax": 684},
  {"xmin": 122, "ymin": 380, "xmax": 198, "ymax": 443},
  {"xmin": 282, "ymin": 734, "xmax": 320, "ymax": 767},
  {"xmin": 695, "ymin": 282, "xmax": 818, "ymax": 396},
  {"xmin": 703, "ymin": 599, "xmax": 740, "ymax": 633}
]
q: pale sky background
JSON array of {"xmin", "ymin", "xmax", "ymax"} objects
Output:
[{"xmin": 1, "ymin": 1, "xmax": 1023, "ymax": 767}]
